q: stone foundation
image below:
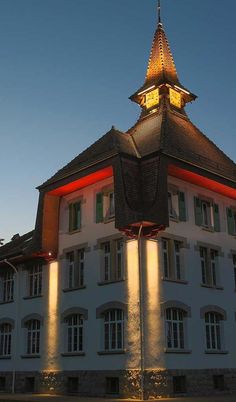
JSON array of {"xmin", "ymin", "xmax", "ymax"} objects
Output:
[{"xmin": 1, "ymin": 369, "xmax": 236, "ymax": 398}]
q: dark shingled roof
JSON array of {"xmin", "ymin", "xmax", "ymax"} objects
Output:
[
  {"xmin": 39, "ymin": 127, "xmax": 137, "ymax": 189},
  {"xmin": 0, "ymin": 230, "xmax": 34, "ymax": 260},
  {"xmin": 128, "ymin": 102, "xmax": 236, "ymax": 183}
]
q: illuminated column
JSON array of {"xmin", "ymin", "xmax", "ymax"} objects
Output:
[
  {"xmin": 41, "ymin": 261, "xmax": 61, "ymax": 392},
  {"xmin": 145, "ymin": 239, "xmax": 165, "ymax": 369}
]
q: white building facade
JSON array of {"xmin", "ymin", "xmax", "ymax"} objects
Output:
[{"xmin": 0, "ymin": 5, "xmax": 236, "ymax": 399}]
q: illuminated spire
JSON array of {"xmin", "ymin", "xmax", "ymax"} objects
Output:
[{"xmin": 130, "ymin": 2, "xmax": 197, "ymax": 112}]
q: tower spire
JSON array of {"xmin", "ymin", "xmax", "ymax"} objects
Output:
[
  {"xmin": 158, "ymin": 0, "xmax": 161, "ymax": 24},
  {"xmin": 129, "ymin": 2, "xmax": 197, "ymax": 115}
]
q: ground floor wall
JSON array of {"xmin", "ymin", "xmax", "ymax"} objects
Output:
[{"xmin": 1, "ymin": 368, "xmax": 236, "ymax": 398}]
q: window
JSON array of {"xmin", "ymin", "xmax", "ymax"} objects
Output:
[
  {"xmin": 67, "ymin": 377, "xmax": 79, "ymax": 393},
  {"xmin": 65, "ymin": 314, "xmax": 83, "ymax": 353},
  {"xmin": 24, "ymin": 377, "xmax": 35, "ymax": 393},
  {"xmin": 165, "ymin": 308, "xmax": 185, "ymax": 350},
  {"xmin": 101, "ymin": 239, "xmax": 124, "ymax": 282},
  {"xmin": 213, "ymin": 375, "xmax": 225, "ymax": 391},
  {"xmin": 0, "ymin": 271, "xmax": 14, "ymax": 302},
  {"xmin": 233, "ymin": 254, "xmax": 236, "ymax": 289},
  {"xmin": 0, "ymin": 323, "xmax": 12, "ymax": 356},
  {"xmin": 28, "ymin": 265, "xmax": 42, "ymax": 297},
  {"xmin": 226, "ymin": 207, "xmax": 236, "ymax": 235},
  {"xmin": 26, "ymin": 320, "xmax": 40, "ymax": 355},
  {"xmin": 106, "ymin": 377, "xmax": 119, "ymax": 394},
  {"xmin": 104, "ymin": 309, "xmax": 124, "ymax": 351},
  {"xmin": 162, "ymin": 238, "xmax": 184, "ymax": 281},
  {"xmin": 200, "ymin": 247, "xmax": 219, "ymax": 287},
  {"xmin": 0, "ymin": 377, "xmax": 6, "ymax": 391},
  {"xmin": 205, "ymin": 312, "xmax": 222, "ymax": 351},
  {"xmin": 69, "ymin": 201, "xmax": 81, "ymax": 232},
  {"xmin": 96, "ymin": 189, "xmax": 115, "ymax": 223},
  {"xmin": 173, "ymin": 376, "xmax": 186, "ymax": 394},
  {"xmin": 194, "ymin": 197, "xmax": 220, "ymax": 231},
  {"xmin": 66, "ymin": 248, "xmax": 85, "ymax": 289},
  {"xmin": 167, "ymin": 187, "xmax": 187, "ymax": 221}
]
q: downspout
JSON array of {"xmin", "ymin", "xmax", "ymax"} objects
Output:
[
  {"xmin": 3, "ymin": 259, "xmax": 19, "ymax": 394},
  {"xmin": 137, "ymin": 225, "xmax": 145, "ymax": 400}
]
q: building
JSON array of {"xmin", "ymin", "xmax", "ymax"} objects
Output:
[{"xmin": 0, "ymin": 2, "xmax": 236, "ymax": 398}]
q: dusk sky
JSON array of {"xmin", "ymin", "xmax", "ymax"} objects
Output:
[{"xmin": 0, "ymin": 0, "xmax": 235, "ymax": 243}]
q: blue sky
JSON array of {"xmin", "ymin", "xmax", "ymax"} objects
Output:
[{"xmin": 0, "ymin": 0, "xmax": 235, "ymax": 243}]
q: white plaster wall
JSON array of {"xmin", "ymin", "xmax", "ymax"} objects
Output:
[{"xmin": 1, "ymin": 174, "xmax": 236, "ymax": 374}]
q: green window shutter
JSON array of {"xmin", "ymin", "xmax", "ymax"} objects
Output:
[
  {"xmin": 194, "ymin": 197, "xmax": 202, "ymax": 226},
  {"xmin": 69, "ymin": 204, "xmax": 73, "ymax": 232},
  {"xmin": 96, "ymin": 193, "xmax": 103, "ymax": 223},
  {"xmin": 213, "ymin": 203, "xmax": 220, "ymax": 232},
  {"xmin": 227, "ymin": 208, "xmax": 235, "ymax": 235},
  {"xmin": 178, "ymin": 191, "xmax": 187, "ymax": 221}
]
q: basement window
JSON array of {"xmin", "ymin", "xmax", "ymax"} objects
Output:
[
  {"xmin": 213, "ymin": 375, "xmax": 225, "ymax": 391},
  {"xmin": 106, "ymin": 377, "xmax": 119, "ymax": 394},
  {"xmin": 173, "ymin": 376, "xmax": 186, "ymax": 394},
  {"xmin": 0, "ymin": 377, "xmax": 6, "ymax": 392},
  {"xmin": 67, "ymin": 377, "xmax": 79, "ymax": 394}
]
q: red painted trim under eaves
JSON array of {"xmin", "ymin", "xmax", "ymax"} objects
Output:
[
  {"xmin": 47, "ymin": 166, "xmax": 113, "ymax": 196},
  {"xmin": 168, "ymin": 165, "xmax": 236, "ymax": 200}
]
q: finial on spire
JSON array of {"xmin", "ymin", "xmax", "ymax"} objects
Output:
[{"xmin": 158, "ymin": 0, "xmax": 161, "ymax": 24}]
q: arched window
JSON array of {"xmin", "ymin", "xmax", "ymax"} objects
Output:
[
  {"xmin": 104, "ymin": 309, "xmax": 124, "ymax": 351},
  {"xmin": 0, "ymin": 323, "xmax": 12, "ymax": 356},
  {"xmin": 205, "ymin": 312, "xmax": 223, "ymax": 351},
  {"xmin": 26, "ymin": 319, "xmax": 40, "ymax": 355},
  {"xmin": 65, "ymin": 314, "xmax": 84, "ymax": 353},
  {"xmin": 165, "ymin": 308, "xmax": 185, "ymax": 350}
]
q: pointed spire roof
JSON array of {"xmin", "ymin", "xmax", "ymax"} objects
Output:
[
  {"xmin": 130, "ymin": 4, "xmax": 196, "ymax": 109},
  {"xmin": 144, "ymin": 22, "xmax": 180, "ymax": 88}
]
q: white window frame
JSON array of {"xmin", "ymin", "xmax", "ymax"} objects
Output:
[
  {"xmin": 66, "ymin": 314, "xmax": 84, "ymax": 353},
  {"xmin": 66, "ymin": 249, "xmax": 85, "ymax": 289},
  {"xmin": 168, "ymin": 191, "xmax": 178, "ymax": 219},
  {"xmin": 162, "ymin": 239, "xmax": 170, "ymax": 279},
  {"xmin": 104, "ymin": 309, "xmax": 124, "ymax": 351},
  {"xmin": 1, "ymin": 271, "xmax": 14, "ymax": 302},
  {"xmin": 200, "ymin": 247, "xmax": 219, "ymax": 287},
  {"xmin": 0, "ymin": 324, "xmax": 12, "ymax": 356},
  {"xmin": 165, "ymin": 308, "xmax": 185, "ymax": 350},
  {"xmin": 233, "ymin": 254, "xmax": 236, "ymax": 289},
  {"xmin": 78, "ymin": 249, "xmax": 85, "ymax": 287},
  {"xmin": 101, "ymin": 239, "xmax": 124, "ymax": 283},
  {"xmin": 28, "ymin": 265, "xmax": 42, "ymax": 297},
  {"xmin": 67, "ymin": 251, "xmax": 75, "ymax": 289},
  {"xmin": 26, "ymin": 319, "xmax": 40, "ymax": 355},
  {"xmin": 205, "ymin": 312, "xmax": 222, "ymax": 351},
  {"xmin": 201, "ymin": 200, "xmax": 212, "ymax": 228},
  {"xmin": 161, "ymin": 238, "xmax": 184, "ymax": 281}
]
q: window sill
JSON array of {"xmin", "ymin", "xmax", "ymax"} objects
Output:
[
  {"xmin": 21, "ymin": 354, "xmax": 41, "ymax": 359},
  {"xmin": 201, "ymin": 226, "xmax": 214, "ymax": 233},
  {"xmin": 205, "ymin": 350, "xmax": 228, "ymax": 355},
  {"xmin": 200, "ymin": 284, "xmax": 224, "ymax": 290},
  {"xmin": 61, "ymin": 352, "xmax": 85, "ymax": 357},
  {"xmin": 169, "ymin": 216, "xmax": 179, "ymax": 223},
  {"xmin": 0, "ymin": 300, "xmax": 14, "ymax": 305},
  {"xmin": 23, "ymin": 295, "xmax": 43, "ymax": 300},
  {"xmin": 63, "ymin": 286, "xmax": 86, "ymax": 293},
  {"xmin": 103, "ymin": 217, "xmax": 115, "ymax": 224},
  {"xmin": 67, "ymin": 229, "xmax": 81, "ymax": 235},
  {"xmin": 97, "ymin": 279, "xmax": 125, "ymax": 286},
  {"xmin": 97, "ymin": 349, "xmax": 126, "ymax": 355},
  {"xmin": 162, "ymin": 278, "xmax": 188, "ymax": 285},
  {"xmin": 0, "ymin": 355, "xmax": 11, "ymax": 359},
  {"xmin": 164, "ymin": 348, "xmax": 192, "ymax": 354}
]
